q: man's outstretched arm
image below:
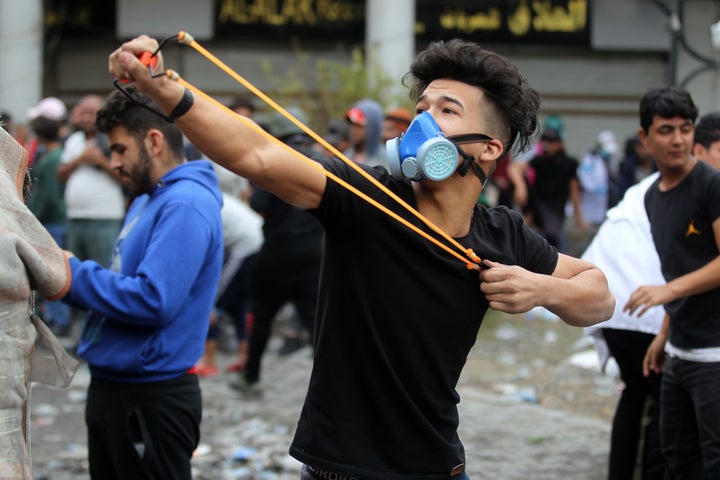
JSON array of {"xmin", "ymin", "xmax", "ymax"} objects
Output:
[{"xmin": 109, "ymin": 35, "xmax": 327, "ymax": 209}]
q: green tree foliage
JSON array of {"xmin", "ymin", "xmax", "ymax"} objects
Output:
[{"xmin": 260, "ymin": 46, "xmax": 413, "ymax": 136}]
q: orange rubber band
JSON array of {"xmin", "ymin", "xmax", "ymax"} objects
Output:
[{"xmin": 167, "ymin": 33, "xmax": 482, "ymax": 270}]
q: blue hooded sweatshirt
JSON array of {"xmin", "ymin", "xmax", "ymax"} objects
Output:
[{"xmin": 68, "ymin": 160, "xmax": 223, "ymax": 382}]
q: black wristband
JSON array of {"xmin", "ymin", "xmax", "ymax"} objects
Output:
[{"xmin": 168, "ymin": 88, "xmax": 194, "ymax": 122}]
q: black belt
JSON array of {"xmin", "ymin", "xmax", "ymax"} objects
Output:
[
  {"xmin": 303, "ymin": 464, "xmax": 360, "ymax": 480},
  {"xmin": 302, "ymin": 463, "xmax": 466, "ymax": 480}
]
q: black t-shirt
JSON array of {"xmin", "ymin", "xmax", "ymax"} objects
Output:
[
  {"xmin": 529, "ymin": 152, "xmax": 579, "ymax": 215},
  {"xmin": 645, "ymin": 160, "xmax": 720, "ymax": 349},
  {"xmin": 289, "ymin": 157, "xmax": 558, "ymax": 479},
  {"xmin": 249, "ymin": 185, "xmax": 323, "ymax": 251}
]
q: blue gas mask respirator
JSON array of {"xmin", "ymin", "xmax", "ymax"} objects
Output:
[{"xmin": 386, "ymin": 111, "xmax": 493, "ymax": 185}]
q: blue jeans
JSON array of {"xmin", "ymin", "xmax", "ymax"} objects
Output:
[
  {"xmin": 41, "ymin": 223, "xmax": 70, "ymax": 327},
  {"xmin": 66, "ymin": 218, "xmax": 122, "ymax": 266},
  {"xmin": 661, "ymin": 356, "xmax": 720, "ymax": 479}
]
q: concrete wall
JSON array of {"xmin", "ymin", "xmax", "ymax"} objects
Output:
[
  {"xmin": 7, "ymin": 0, "xmax": 720, "ymax": 164},
  {"xmin": 510, "ymin": 50, "xmax": 667, "ymax": 159}
]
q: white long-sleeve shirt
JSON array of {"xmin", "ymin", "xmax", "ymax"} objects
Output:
[{"xmin": 582, "ymin": 172, "xmax": 664, "ymax": 369}]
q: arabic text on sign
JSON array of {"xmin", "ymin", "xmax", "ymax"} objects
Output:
[{"xmin": 218, "ymin": 0, "xmax": 365, "ymax": 26}]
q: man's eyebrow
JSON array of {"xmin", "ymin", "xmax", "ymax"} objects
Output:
[
  {"xmin": 656, "ymin": 119, "xmax": 694, "ymax": 129},
  {"xmin": 416, "ymin": 94, "xmax": 465, "ymax": 110}
]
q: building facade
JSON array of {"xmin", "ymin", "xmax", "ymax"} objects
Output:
[{"xmin": 2, "ymin": 0, "xmax": 719, "ymax": 159}]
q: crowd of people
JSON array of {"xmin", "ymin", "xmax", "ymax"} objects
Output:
[
  {"xmin": 1, "ymin": 33, "xmax": 719, "ymax": 480},
  {"xmin": 1, "ymin": 90, "xmax": 411, "ymax": 355}
]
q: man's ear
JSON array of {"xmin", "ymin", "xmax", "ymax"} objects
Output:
[
  {"xmin": 145, "ymin": 129, "xmax": 164, "ymax": 155},
  {"xmin": 692, "ymin": 143, "xmax": 706, "ymax": 160},
  {"xmin": 479, "ymin": 138, "xmax": 504, "ymax": 163},
  {"xmin": 637, "ymin": 127, "xmax": 648, "ymax": 149}
]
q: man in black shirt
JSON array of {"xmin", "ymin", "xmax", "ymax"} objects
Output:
[
  {"xmin": 109, "ymin": 36, "xmax": 614, "ymax": 479},
  {"xmin": 625, "ymin": 86, "xmax": 720, "ymax": 478}
]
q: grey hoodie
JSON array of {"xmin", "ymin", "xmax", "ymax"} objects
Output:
[{"xmin": 344, "ymin": 98, "xmax": 387, "ymax": 170}]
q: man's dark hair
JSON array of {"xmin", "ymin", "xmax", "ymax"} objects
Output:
[
  {"xmin": 402, "ymin": 39, "xmax": 540, "ymax": 156},
  {"xmin": 96, "ymin": 86, "xmax": 185, "ymax": 160},
  {"xmin": 30, "ymin": 117, "xmax": 63, "ymax": 142},
  {"xmin": 694, "ymin": 112, "xmax": 720, "ymax": 149},
  {"xmin": 0, "ymin": 111, "xmax": 11, "ymax": 132},
  {"xmin": 639, "ymin": 85, "xmax": 698, "ymax": 133},
  {"xmin": 228, "ymin": 93, "xmax": 256, "ymax": 114}
]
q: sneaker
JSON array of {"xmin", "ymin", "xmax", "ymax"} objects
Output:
[
  {"xmin": 195, "ymin": 365, "xmax": 219, "ymax": 377},
  {"xmin": 225, "ymin": 362, "xmax": 245, "ymax": 373},
  {"xmin": 278, "ymin": 336, "xmax": 304, "ymax": 356},
  {"xmin": 228, "ymin": 376, "xmax": 262, "ymax": 397}
]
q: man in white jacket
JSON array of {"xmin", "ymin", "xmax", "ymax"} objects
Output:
[{"xmin": 583, "ymin": 172, "xmax": 666, "ymax": 480}]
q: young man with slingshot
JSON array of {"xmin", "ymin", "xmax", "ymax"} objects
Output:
[{"xmin": 108, "ymin": 34, "xmax": 614, "ymax": 480}]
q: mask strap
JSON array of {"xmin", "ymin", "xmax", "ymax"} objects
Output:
[
  {"xmin": 450, "ymin": 133, "xmax": 495, "ymax": 187},
  {"xmin": 456, "ymin": 146, "xmax": 488, "ymax": 187},
  {"xmin": 450, "ymin": 133, "xmax": 493, "ymax": 144},
  {"xmin": 470, "ymin": 161, "xmax": 488, "ymax": 187}
]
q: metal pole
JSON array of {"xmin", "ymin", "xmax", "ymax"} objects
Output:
[
  {"xmin": 366, "ymin": 0, "xmax": 415, "ymax": 101},
  {"xmin": 0, "ymin": 0, "xmax": 44, "ymax": 121},
  {"xmin": 648, "ymin": 0, "xmax": 719, "ymax": 86}
]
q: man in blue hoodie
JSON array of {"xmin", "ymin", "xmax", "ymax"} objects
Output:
[{"xmin": 62, "ymin": 86, "xmax": 223, "ymax": 480}]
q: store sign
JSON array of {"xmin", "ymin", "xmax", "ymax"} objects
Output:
[
  {"xmin": 49, "ymin": 0, "xmax": 589, "ymax": 47},
  {"xmin": 417, "ymin": 0, "xmax": 589, "ymax": 45},
  {"xmin": 44, "ymin": 0, "xmax": 115, "ymax": 37},
  {"xmin": 215, "ymin": 0, "xmax": 366, "ymax": 41},
  {"xmin": 215, "ymin": 0, "xmax": 588, "ymax": 44}
]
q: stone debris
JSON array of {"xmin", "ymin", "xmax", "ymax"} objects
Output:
[{"xmin": 31, "ymin": 313, "xmax": 617, "ymax": 479}]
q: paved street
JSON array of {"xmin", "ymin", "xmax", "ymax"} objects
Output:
[{"xmin": 30, "ymin": 311, "xmax": 617, "ymax": 480}]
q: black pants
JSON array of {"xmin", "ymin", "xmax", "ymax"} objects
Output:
[
  {"xmin": 217, "ymin": 253, "xmax": 257, "ymax": 341},
  {"xmin": 244, "ymin": 244, "xmax": 320, "ymax": 383},
  {"xmin": 85, "ymin": 374, "xmax": 202, "ymax": 480},
  {"xmin": 602, "ymin": 328, "xmax": 667, "ymax": 480},
  {"xmin": 661, "ymin": 356, "xmax": 720, "ymax": 479}
]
